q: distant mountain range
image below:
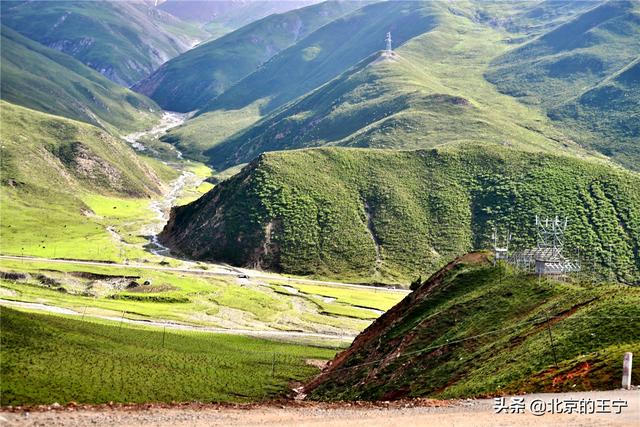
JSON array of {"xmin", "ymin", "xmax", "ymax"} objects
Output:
[
  {"xmin": 0, "ymin": 26, "xmax": 160, "ymax": 133},
  {"xmin": 158, "ymin": 0, "xmax": 321, "ymax": 39},
  {"xmin": 1, "ymin": 0, "xmax": 206, "ymax": 85},
  {"xmin": 134, "ymin": 1, "xmax": 363, "ymax": 112},
  {"xmin": 157, "ymin": 0, "xmax": 639, "ymax": 173},
  {"xmin": 1, "ymin": 0, "xmax": 638, "ymax": 284},
  {"xmin": 486, "ymin": 0, "xmax": 640, "ymax": 170}
]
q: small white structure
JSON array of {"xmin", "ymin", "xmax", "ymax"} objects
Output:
[
  {"xmin": 492, "ymin": 227, "xmax": 510, "ymax": 264},
  {"xmin": 622, "ymin": 352, "xmax": 633, "ymax": 389}
]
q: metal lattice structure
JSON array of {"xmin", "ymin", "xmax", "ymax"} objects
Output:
[
  {"xmin": 535, "ymin": 215, "xmax": 567, "ymax": 258},
  {"xmin": 502, "ymin": 216, "xmax": 581, "ymax": 276}
]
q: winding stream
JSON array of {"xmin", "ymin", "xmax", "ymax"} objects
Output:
[
  {"xmin": 122, "ymin": 111, "xmax": 192, "ymax": 156},
  {"xmin": 122, "ymin": 111, "xmax": 203, "ymax": 257}
]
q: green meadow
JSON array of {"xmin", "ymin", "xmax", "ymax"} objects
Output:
[{"xmin": 1, "ymin": 308, "xmax": 337, "ymax": 406}]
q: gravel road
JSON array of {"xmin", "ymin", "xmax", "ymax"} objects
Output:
[{"xmin": 2, "ymin": 390, "xmax": 637, "ymax": 427}]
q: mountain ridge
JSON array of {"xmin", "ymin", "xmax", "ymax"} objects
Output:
[
  {"xmin": 304, "ymin": 252, "xmax": 640, "ymax": 400},
  {"xmin": 0, "ymin": 26, "xmax": 161, "ymax": 133},
  {"xmin": 160, "ymin": 146, "xmax": 640, "ymax": 284},
  {"xmin": 1, "ymin": 0, "xmax": 206, "ymax": 85},
  {"xmin": 134, "ymin": 0, "xmax": 364, "ymax": 112}
]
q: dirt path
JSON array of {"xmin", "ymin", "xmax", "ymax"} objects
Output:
[
  {"xmin": 2, "ymin": 390, "xmax": 637, "ymax": 426},
  {"xmin": 0, "ymin": 299, "xmax": 355, "ymax": 343}
]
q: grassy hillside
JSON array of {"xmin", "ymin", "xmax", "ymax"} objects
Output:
[
  {"xmin": 305, "ymin": 254, "xmax": 640, "ymax": 400},
  {"xmin": 486, "ymin": 0, "xmax": 640, "ymax": 169},
  {"xmin": 0, "ymin": 27, "xmax": 160, "ymax": 133},
  {"xmin": 0, "ymin": 102, "xmax": 171, "ymax": 261},
  {"xmin": 549, "ymin": 58, "xmax": 640, "ymax": 169},
  {"xmin": 203, "ymin": 1, "xmax": 441, "ymax": 115},
  {"xmin": 1, "ymin": 0, "xmax": 205, "ymax": 85},
  {"xmin": 1, "ymin": 308, "xmax": 335, "ymax": 405},
  {"xmin": 165, "ymin": 0, "xmax": 595, "ymax": 166},
  {"xmin": 203, "ymin": 48, "xmax": 580, "ymax": 171},
  {"xmin": 160, "ymin": 147, "xmax": 640, "ymax": 284},
  {"xmin": 135, "ymin": 1, "xmax": 362, "ymax": 112}
]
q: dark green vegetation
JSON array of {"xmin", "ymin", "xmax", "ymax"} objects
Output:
[
  {"xmin": 160, "ymin": 147, "xmax": 640, "ymax": 284},
  {"xmin": 0, "ymin": 101, "xmax": 171, "ymax": 260},
  {"xmin": 136, "ymin": 1, "xmax": 361, "ymax": 112},
  {"xmin": 1, "ymin": 0, "xmax": 205, "ymax": 85},
  {"xmin": 305, "ymin": 253, "xmax": 640, "ymax": 400},
  {"xmin": 0, "ymin": 27, "xmax": 160, "ymax": 133},
  {"xmin": 0, "ymin": 308, "xmax": 335, "ymax": 405},
  {"xmin": 486, "ymin": 0, "xmax": 640, "ymax": 170}
]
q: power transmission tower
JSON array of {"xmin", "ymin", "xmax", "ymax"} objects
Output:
[{"xmin": 535, "ymin": 215, "xmax": 567, "ymax": 258}]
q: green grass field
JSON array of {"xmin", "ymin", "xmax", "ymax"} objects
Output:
[
  {"xmin": 0, "ymin": 258, "xmax": 403, "ymax": 334},
  {"xmin": 1, "ymin": 308, "xmax": 337, "ymax": 406}
]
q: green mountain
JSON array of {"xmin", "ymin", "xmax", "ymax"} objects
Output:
[
  {"xmin": 163, "ymin": 0, "xmax": 600, "ymax": 167},
  {"xmin": 1, "ymin": 0, "xmax": 206, "ymax": 86},
  {"xmin": 304, "ymin": 253, "xmax": 640, "ymax": 400},
  {"xmin": 485, "ymin": 0, "xmax": 640, "ymax": 169},
  {"xmin": 160, "ymin": 147, "xmax": 640, "ymax": 284},
  {"xmin": 0, "ymin": 101, "xmax": 169, "ymax": 259},
  {"xmin": 548, "ymin": 58, "xmax": 640, "ymax": 169},
  {"xmin": 202, "ymin": 47, "xmax": 579, "ymax": 171},
  {"xmin": 0, "ymin": 101, "xmax": 163, "ymax": 198},
  {"xmin": 158, "ymin": 0, "xmax": 321, "ymax": 40},
  {"xmin": 0, "ymin": 26, "xmax": 160, "ymax": 133},
  {"xmin": 202, "ymin": 1, "xmax": 441, "ymax": 115},
  {"xmin": 135, "ymin": 1, "xmax": 363, "ymax": 112}
]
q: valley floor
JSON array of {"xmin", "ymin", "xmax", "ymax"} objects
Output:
[{"xmin": 3, "ymin": 390, "xmax": 637, "ymax": 427}]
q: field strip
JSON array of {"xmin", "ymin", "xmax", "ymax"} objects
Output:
[
  {"xmin": 0, "ymin": 255, "xmax": 411, "ymax": 294},
  {"xmin": 0, "ymin": 299, "xmax": 357, "ymax": 342}
]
